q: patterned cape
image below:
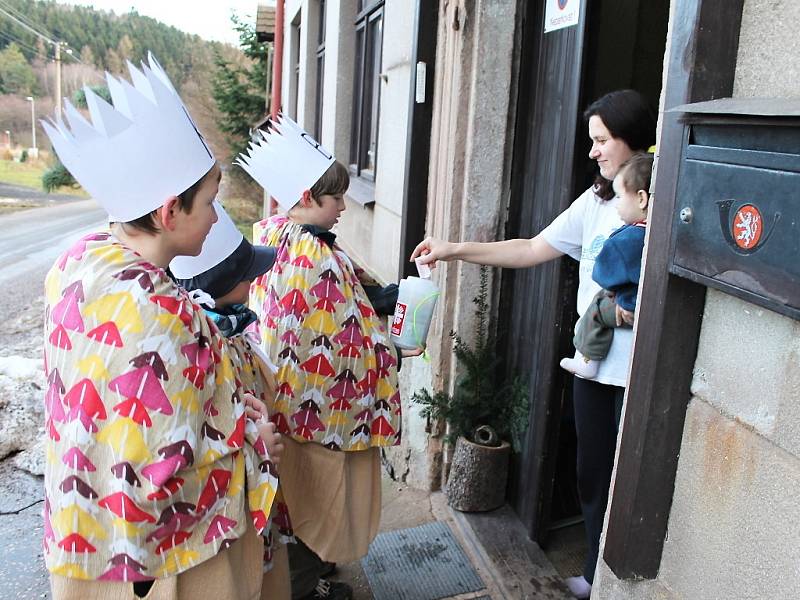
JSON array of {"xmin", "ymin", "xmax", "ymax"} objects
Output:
[
  {"xmin": 42, "ymin": 232, "xmax": 278, "ymax": 581},
  {"xmin": 249, "ymin": 216, "xmax": 401, "ymax": 451}
]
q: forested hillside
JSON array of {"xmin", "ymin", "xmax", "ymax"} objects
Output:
[
  {"xmin": 1, "ymin": 0, "xmax": 206, "ymax": 89},
  {"xmin": 0, "ymin": 0, "xmax": 263, "ymax": 164}
]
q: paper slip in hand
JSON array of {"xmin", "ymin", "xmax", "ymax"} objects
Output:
[{"xmin": 415, "ymin": 257, "xmax": 432, "ymax": 279}]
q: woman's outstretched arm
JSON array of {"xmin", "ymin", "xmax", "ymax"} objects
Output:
[{"xmin": 410, "ymin": 233, "xmax": 563, "ymax": 270}]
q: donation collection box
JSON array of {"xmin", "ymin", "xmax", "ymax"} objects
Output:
[{"xmin": 669, "ymin": 98, "xmax": 800, "ymax": 320}]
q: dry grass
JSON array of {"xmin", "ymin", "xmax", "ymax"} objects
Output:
[{"xmin": 0, "ymin": 158, "xmax": 88, "ymax": 197}]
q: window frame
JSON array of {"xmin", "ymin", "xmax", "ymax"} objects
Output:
[
  {"xmin": 291, "ymin": 21, "xmax": 302, "ymax": 120},
  {"xmin": 314, "ymin": 0, "xmax": 326, "ymax": 140},
  {"xmin": 349, "ymin": 0, "xmax": 384, "ymax": 182}
]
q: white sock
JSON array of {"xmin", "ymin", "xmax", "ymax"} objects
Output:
[
  {"xmin": 565, "ymin": 575, "xmax": 591, "ymax": 599},
  {"xmin": 559, "ymin": 351, "xmax": 599, "ymax": 379}
]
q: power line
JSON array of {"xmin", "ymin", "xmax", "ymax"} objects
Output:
[
  {"xmin": 0, "ymin": 29, "xmax": 49, "ymax": 60},
  {"xmin": 0, "ymin": 5, "xmax": 56, "ymax": 47},
  {"xmin": 0, "ymin": 1, "xmax": 95, "ymax": 68},
  {"xmin": 0, "ymin": 0, "xmax": 54, "ymax": 41},
  {"xmin": 0, "ymin": 6, "xmax": 95, "ymax": 70}
]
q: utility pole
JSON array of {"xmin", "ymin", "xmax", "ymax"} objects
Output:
[
  {"xmin": 0, "ymin": 7, "xmax": 65, "ymax": 118},
  {"xmin": 54, "ymin": 41, "xmax": 62, "ymax": 119},
  {"xmin": 26, "ymin": 96, "xmax": 36, "ymax": 152}
]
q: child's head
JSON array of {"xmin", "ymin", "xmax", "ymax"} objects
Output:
[
  {"xmin": 176, "ymin": 236, "xmax": 276, "ymax": 308},
  {"xmin": 288, "ymin": 161, "xmax": 349, "ymax": 231},
  {"xmin": 121, "ymin": 163, "xmax": 222, "ymax": 257},
  {"xmin": 612, "ymin": 153, "xmax": 653, "ymax": 225}
]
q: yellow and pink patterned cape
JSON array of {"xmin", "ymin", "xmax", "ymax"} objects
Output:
[
  {"xmin": 42, "ymin": 232, "xmax": 278, "ymax": 581},
  {"xmin": 249, "ymin": 216, "xmax": 401, "ymax": 451}
]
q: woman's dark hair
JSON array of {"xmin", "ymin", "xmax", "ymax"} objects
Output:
[
  {"xmin": 310, "ymin": 160, "xmax": 350, "ymax": 204},
  {"xmin": 584, "ymin": 90, "xmax": 656, "ymax": 200},
  {"xmin": 123, "ymin": 165, "xmax": 219, "ymax": 234}
]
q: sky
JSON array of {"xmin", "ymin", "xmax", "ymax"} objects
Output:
[{"xmin": 58, "ymin": 1, "xmax": 272, "ymax": 46}]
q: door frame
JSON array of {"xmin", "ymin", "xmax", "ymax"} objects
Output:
[{"xmin": 602, "ymin": 0, "xmax": 745, "ymax": 579}]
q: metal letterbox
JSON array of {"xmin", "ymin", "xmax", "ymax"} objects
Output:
[{"xmin": 669, "ymin": 98, "xmax": 800, "ymax": 320}]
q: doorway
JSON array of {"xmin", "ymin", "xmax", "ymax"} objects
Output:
[{"xmin": 499, "ymin": 0, "xmax": 670, "ymax": 578}]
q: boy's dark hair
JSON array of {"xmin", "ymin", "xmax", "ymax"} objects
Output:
[
  {"xmin": 123, "ymin": 164, "xmax": 220, "ymax": 234},
  {"xmin": 584, "ymin": 89, "xmax": 656, "ymax": 200},
  {"xmin": 309, "ymin": 160, "xmax": 349, "ymax": 205},
  {"xmin": 617, "ymin": 153, "xmax": 654, "ymax": 196}
]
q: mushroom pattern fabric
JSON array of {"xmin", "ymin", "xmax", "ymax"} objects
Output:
[
  {"xmin": 43, "ymin": 232, "xmax": 278, "ymax": 581},
  {"xmin": 249, "ymin": 216, "xmax": 401, "ymax": 451}
]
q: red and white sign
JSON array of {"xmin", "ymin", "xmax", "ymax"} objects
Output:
[
  {"xmin": 732, "ymin": 204, "xmax": 763, "ymax": 250},
  {"xmin": 545, "ymin": 0, "xmax": 580, "ymax": 33},
  {"xmin": 391, "ymin": 302, "xmax": 407, "ymax": 336}
]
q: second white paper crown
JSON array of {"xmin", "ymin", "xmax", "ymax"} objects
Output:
[
  {"xmin": 235, "ymin": 114, "xmax": 335, "ymax": 211},
  {"xmin": 169, "ymin": 201, "xmax": 242, "ymax": 279},
  {"xmin": 42, "ymin": 53, "xmax": 216, "ymax": 222}
]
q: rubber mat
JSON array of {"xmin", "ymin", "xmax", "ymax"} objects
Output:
[{"xmin": 361, "ymin": 521, "xmax": 486, "ymax": 600}]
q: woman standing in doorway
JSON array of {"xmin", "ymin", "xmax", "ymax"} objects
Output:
[{"xmin": 411, "ymin": 89, "xmax": 656, "ymax": 599}]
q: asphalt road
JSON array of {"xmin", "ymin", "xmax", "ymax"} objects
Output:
[
  {"xmin": 0, "ymin": 184, "xmax": 107, "ymax": 343},
  {"xmin": 0, "ymin": 184, "xmax": 105, "ymax": 598}
]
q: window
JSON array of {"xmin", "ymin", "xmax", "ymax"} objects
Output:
[
  {"xmin": 291, "ymin": 21, "xmax": 301, "ymax": 119},
  {"xmin": 349, "ymin": 0, "xmax": 384, "ymax": 180},
  {"xmin": 314, "ymin": 0, "xmax": 326, "ymax": 140}
]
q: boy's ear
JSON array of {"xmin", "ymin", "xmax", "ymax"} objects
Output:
[
  {"xmin": 300, "ymin": 189, "xmax": 313, "ymax": 207},
  {"xmin": 158, "ymin": 196, "xmax": 181, "ymax": 232},
  {"xmin": 637, "ymin": 189, "xmax": 650, "ymax": 210}
]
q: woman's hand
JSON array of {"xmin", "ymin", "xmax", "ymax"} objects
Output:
[
  {"xmin": 243, "ymin": 393, "xmax": 284, "ymax": 464},
  {"xmin": 615, "ymin": 304, "xmax": 635, "ymax": 327},
  {"xmin": 410, "ymin": 237, "xmax": 457, "ymax": 268}
]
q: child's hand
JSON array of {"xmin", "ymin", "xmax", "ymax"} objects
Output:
[
  {"xmin": 615, "ymin": 304, "xmax": 635, "ymax": 326},
  {"xmin": 243, "ymin": 393, "xmax": 269, "ymax": 421},
  {"xmin": 401, "ymin": 347, "xmax": 424, "ymax": 358},
  {"xmin": 257, "ymin": 420, "xmax": 284, "ymax": 465},
  {"xmin": 243, "ymin": 393, "xmax": 284, "ymax": 465}
]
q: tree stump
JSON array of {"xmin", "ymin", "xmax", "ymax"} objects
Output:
[{"xmin": 446, "ymin": 436, "xmax": 511, "ymax": 512}]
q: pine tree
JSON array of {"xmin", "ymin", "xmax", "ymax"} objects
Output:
[
  {"xmin": 211, "ymin": 15, "xmax": 268, "ymax": 159},
  {"xmin": 412, "ymin": 267, "xmax": 530, "ymax": 450},
  {"xmin": 0, "ymin": 43, "xmax": 37, "ymax": 94}
]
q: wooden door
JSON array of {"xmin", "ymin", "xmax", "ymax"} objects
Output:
[
  {"xmin": 500, "ymin": 0, "xmax": 589, "ymax": 543},
  {"xmin": 501, "ymin": 0, "xmax": 671, "ymax": 544}
]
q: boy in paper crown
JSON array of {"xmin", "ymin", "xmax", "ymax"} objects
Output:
[
  {"xmin": 171, "ymin": 201, "xmax": 279, "ymax": 341},
  {"xmin": 238, "ymin": 115, "xmax": 421, "ymax": 600},
  {"xmin": 171, "ymin": 202, "xmax": 294, "ymax": 600},
  {"xmin": 41, "ymin": 54, "xmax": 282, "ymax": 600}
]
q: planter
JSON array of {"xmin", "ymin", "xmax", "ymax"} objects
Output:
[{"xmin": 445, "ymin": 435, "xmax": 511, "ymax": 512}]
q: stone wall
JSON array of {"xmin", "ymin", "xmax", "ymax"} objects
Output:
[{"xmin": 383, "ymin": 0, "xmax": 521, "ymax": 490}]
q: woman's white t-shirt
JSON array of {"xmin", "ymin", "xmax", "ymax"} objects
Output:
[{"xmin": 541, "ymin": 187, "xmax": 632, "ymax": 388}]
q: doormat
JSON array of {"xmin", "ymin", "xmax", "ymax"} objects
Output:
[{"xmin": 361, "ymin": 521, "xmax": 485, "ymax": 600}]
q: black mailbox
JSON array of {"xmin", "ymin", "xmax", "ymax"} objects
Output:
[{"xmin": 669, "ymin": 98, "xmax": 800, "ymax": 320}]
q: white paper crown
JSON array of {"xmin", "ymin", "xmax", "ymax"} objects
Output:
[
  {"xmin": 41, "ymin": 53, "xmax": 215, "ymax": 222},
  {"xmin": 169, "ymin": 201, "xmax": 242, "ymax": 279},
  {"xmin": 235, "ymin": 114, "xmax": 335, "ymax": 211}
]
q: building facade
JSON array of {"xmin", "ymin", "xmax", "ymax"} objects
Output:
[{"xmin": 266, "ymin": 1, "xmax": 800, "ymax": 595}]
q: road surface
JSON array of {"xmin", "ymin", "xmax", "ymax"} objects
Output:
[
  {"xmin": 0, "ymin": 183, "xmax": 105, "ymax": 599},
  {"xmin": 0, "ymin": 185, "xmax": 106, "ymax": 347}
]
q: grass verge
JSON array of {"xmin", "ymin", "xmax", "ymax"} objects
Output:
[{"xmin": 0, "ymin": 160, "xmax": 88, "ymax": 197}]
